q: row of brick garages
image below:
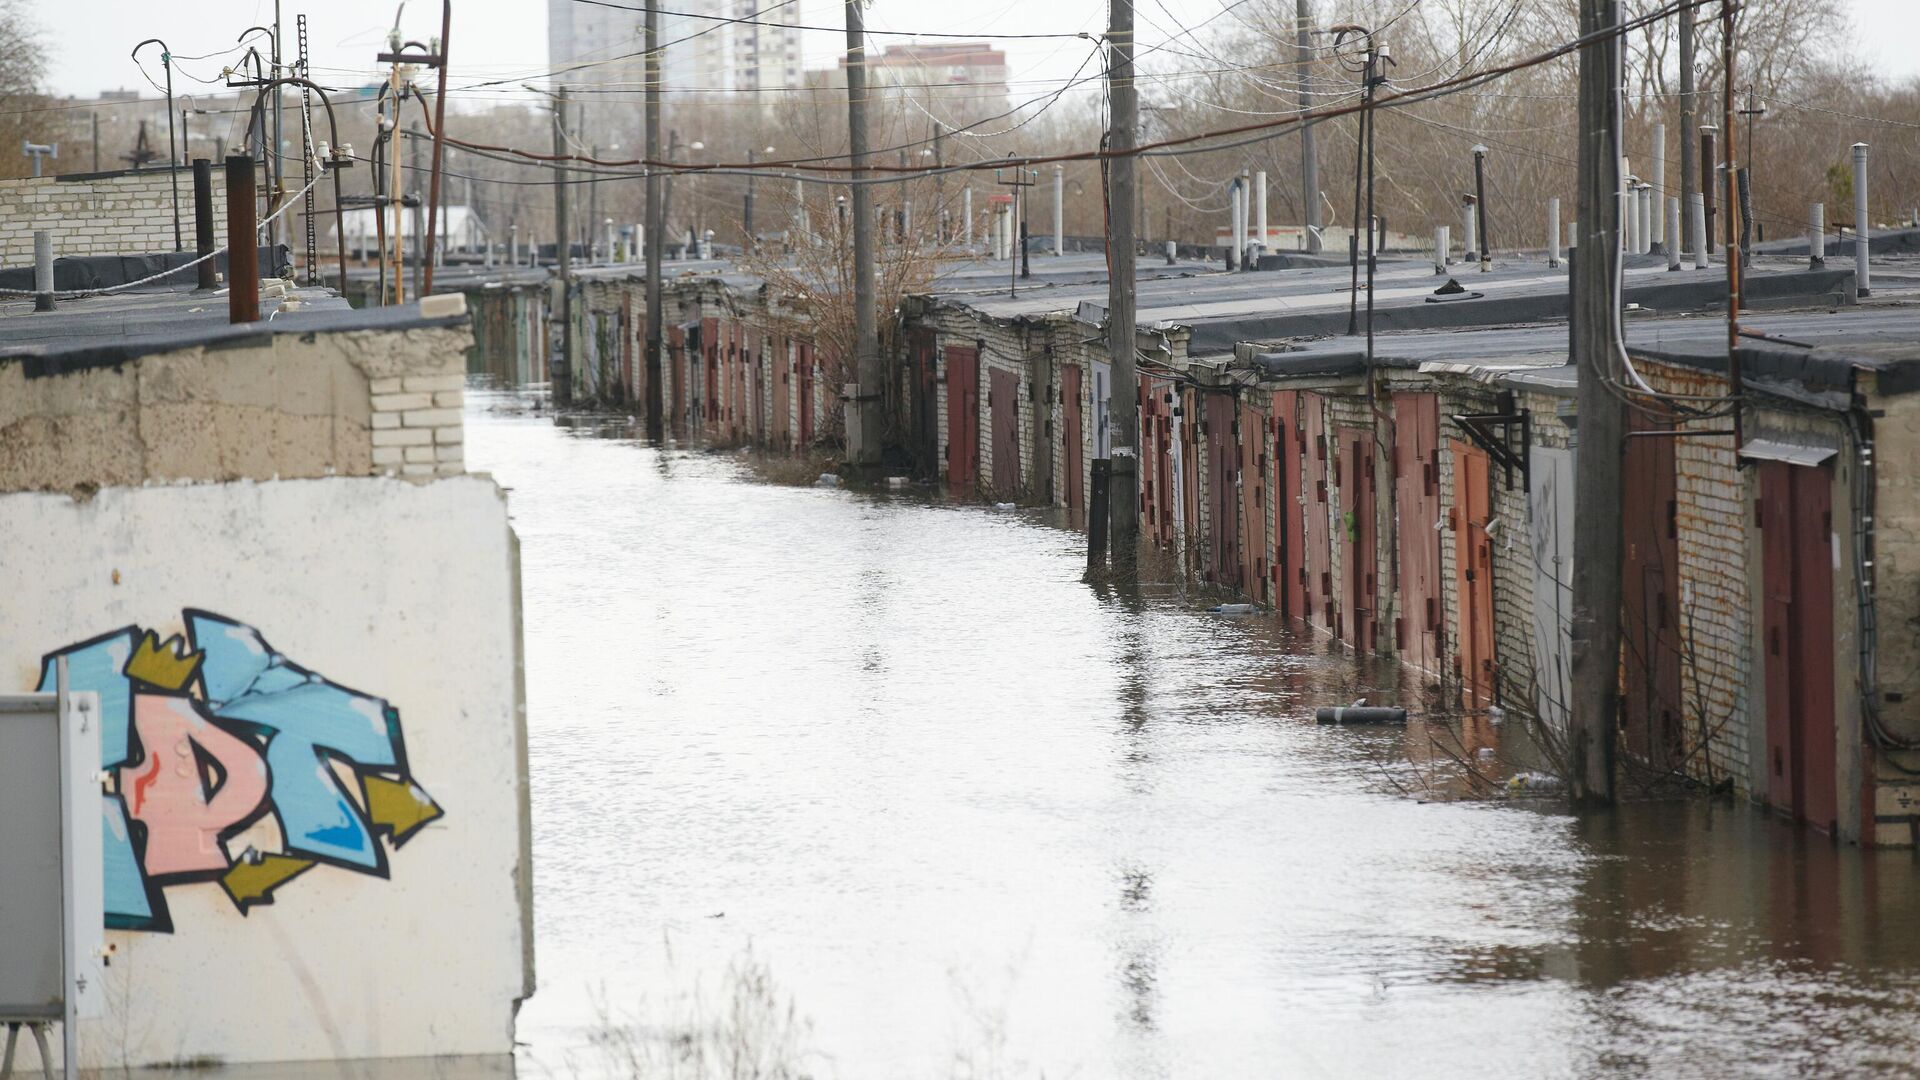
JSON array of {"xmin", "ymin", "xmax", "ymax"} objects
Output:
[{"xmin": 454, "ymin": 249, "xmax": 1920, "ymax": 847}]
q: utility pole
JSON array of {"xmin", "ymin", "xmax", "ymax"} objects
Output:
[
  {"xmin": 1297, "ymin": 0, "xmax": 1320, "ymax": 253},
  {"xmin": 1105, "ymin": 0, "xmax": 1140, "ymax": 577},
  {"xmin": 410, "ymin": 121, "xmax": 425, "ymax": 300},
  {"xmin": 1678, "ymin": 2, "xmax": 1696, "ymax": 258},
  {"xmin": 90, "ymin": 114, "xmax": 98, "ymax": 172},
  {"xmin": 270, "ymin": 6, "xmax": 284, "ymax": 253},
  {"xmin": 589, "ymin": 144, "xmax": 601, "ymax": 262},
  {"xmin": 422, "ymin": 0, "xmax": 451, "ymax": 292},
  {"xmin": 1568, "ymin": 0, "xmax": 1622, "ymax": 806},
  {"xmin": 644, "ymin": 3, "xmax": 665, "ymax": 440},
  {"xmin": 846, "ymin": 0, "xmax": 882, "ymax": 471},
  {"xmin": 744, "ymin": 147, "xmax": 756, "ymax": 246},
  {"xmin": 132, "ymin": 40, "xmax": 181, "ymax": 251},
  {"xmin": 553, "ymin": 85, "xmax": 573, "ymax": 408},
  {"xmin": 1472, "ymin": 144, "xmax": 1490, "ymax": 269}
]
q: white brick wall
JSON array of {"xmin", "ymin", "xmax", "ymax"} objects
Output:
[
  {"xmin": 0, "ymin": 168, "xmax": 227, "ymax": 264},
  {"xmin": 370, "ymin": 384, "xmax": 466, "ymax": 478}
]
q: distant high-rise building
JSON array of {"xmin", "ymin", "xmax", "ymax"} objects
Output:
[
  {"xmin": 838, "ymin": 42, "xmax": 1012, "ymax": 128},
  {"xmin": 546, "ymin": 0, "xmax": 801, "ymax": 139}
]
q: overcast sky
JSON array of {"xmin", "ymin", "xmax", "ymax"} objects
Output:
[{"xmin": 35, "ymin": 0, "xmax": 1920, "ymax": 104}]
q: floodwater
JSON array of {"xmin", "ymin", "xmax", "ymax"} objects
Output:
[{"xmin": 470, "ymin": 402, "xmax": 1920, "ymax": 1080}]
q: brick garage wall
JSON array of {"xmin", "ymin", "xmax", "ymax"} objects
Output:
[
  {"xmin": 0, "ymin": 167, "xmax": 224, "ymax": 265},
  {"xmin": 1635, "ymin": 359, "xmax": 1754, "ymax": 793}
]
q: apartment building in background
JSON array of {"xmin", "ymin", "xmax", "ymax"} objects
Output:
[{"xmin": 546, "ymin": 0, "xmax": 801, "ymax": 141}]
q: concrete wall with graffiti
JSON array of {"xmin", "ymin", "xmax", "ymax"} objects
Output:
[{"xmin": 0, "ymin": 474, "xmax": 531, "ymax": 1069}]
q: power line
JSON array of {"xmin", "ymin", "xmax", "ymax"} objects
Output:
[{"xmin": 565, "ymin": 0, "xmax": 1095, "ymax": 40}]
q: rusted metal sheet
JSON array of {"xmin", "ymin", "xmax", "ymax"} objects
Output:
[
  {"xmin": 990, "ymin": 366, "xmax": 1021, "ymax": 495},
  {"xmin": 1240, "ymin": 401, "xmax": 1267, "ymax": 603},
  {"xmin": 1303, "ymin": 393, "xmax": 1333, "ymax": 631},
  {"xmin": 1394, "ymin": 394, "xmax": 1443, "ymax": 676},
  {"xmin": 1336, "ymin": 425, "xmax": 1376, "ymax": 650},
  {"xmin": 668, "ymin": 323, "xmax": 688, "ymax": 437},
  {"xmin": 798, "ymin": 340, "xmax": 815, "ymax": 447},
  {"xmin": 1151, "ymin": 378, "xmax": 1176, "ymax": 548},
  {"xmin": 701, "ymin": 316, "xmax": 719, "ymax": 432},
  {"xmin": 1062, "ymin": 363, "xmax": 1084, "ymax": 513},
  {"xmin": 775, "ymin": 333, "xmax": 792, "ymax": 448},
  {"xmin": 1180, "ymin": 387, "xmax": 1201, "ymax": 578},
  {"xmin": 911, "ymin": 327, "xmax": 939, "ymax": 477},
  {"xmin": 1761, "ymin": 461, "xmax": 1840, "ymax": 832},
  {"xmin": 1451, "ymin": 439, "xmax": 1497, "ymax": 707},
  {"xmin": 944, "ymin": 344, "xmax": 980, "ymax": 492},
  {"xmin": 1273, "ymin": 391, "xmax": 1305, "ymax": 620},
  {"xmin": 1205, "ymin": 392, "xmax": 1240, "ymax": 588},
  {"xmin": 1622, "ymin": 410, "xmax": 1684, "ymax": 767}
]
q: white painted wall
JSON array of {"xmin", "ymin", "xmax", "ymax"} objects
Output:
[{"xmin": 0, "ymin": 475, "xmax": 531, "ymax": 1071}]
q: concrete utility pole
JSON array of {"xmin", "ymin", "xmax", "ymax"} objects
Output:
[
  {"xmin": 846, "ymin": 0, "xmax": 882, "ymax": 470},
  {"xmin": 644, "ymin": 5, "xmax": 665, "ymax": 440},
  {"xmin": 410, "ymin": 121, "xmax": 425, "ymax": 300},
  {"xmin": 1568, "ymin": 0, "xmax": 1622, "ymax": 805},
  {"xmin": 553, "ymin": 86, "xmax": 573, "ymax": 408},
  {"xmin": 1105, "ymin": 0, "xmax": 1140, "ymax": 576},
  {"xmin": 1678, "ymin": 6, "xmax": 1696, "ymax": 257},
  {"xmin": 1297, "ymin": 0, "xmax": 1321, "ymax": 253},
  {"xmin": 1053, "ymin": 164, "xmax": 1065, "ymax": 255}
]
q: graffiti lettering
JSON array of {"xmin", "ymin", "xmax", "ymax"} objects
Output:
[
  {"xmin": 125, "ymin": 693, "xmax": 270, "ymax": 877},
  {"xmin": 39, "ymin": 613, "xmax": 443, "ymax": 933}
]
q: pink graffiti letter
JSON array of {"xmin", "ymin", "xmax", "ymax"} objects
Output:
[{"xmin": 124, "ymin": 694, "xmax": 270, "ymax": 878}]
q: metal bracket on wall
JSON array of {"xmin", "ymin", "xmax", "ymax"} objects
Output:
[{"xmin": 1451, "ymin": 406, "xmax": 1530, "ymax": 492}]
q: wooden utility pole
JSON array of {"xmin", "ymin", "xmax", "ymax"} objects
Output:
[
  {"xmin": 846, "ymin": 0, "xmax": 881, "ymax": 471},
  {"xmin": 552, "ymin": 85, "xmax": 573, "ymax": 408},
  {"xmin": 641, "ymin": 2, "xmax": 664, "ymax": 438},
  {"xmin": 644, "ymin": 4, "xmax": 665, "ymax": 440},
  {"xmin": 1678, "ymin": 1, "xmax": 1696, "ymax": 258},
  {"xmin": 1105, "ymin": 0, "xmax": 1140, "ymax": 577},
  {"xmin": 1568, "ymin": 0, "xmax": 1622, "ymax": 804},
  {"xmin": 1297, "ymin": 0, "xmax": 1320, "ymax": 253}
]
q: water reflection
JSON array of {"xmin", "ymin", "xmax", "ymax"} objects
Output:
[{"xmin": 466, "ymin": 399, "xmax": 1920, "ymax": 1080}]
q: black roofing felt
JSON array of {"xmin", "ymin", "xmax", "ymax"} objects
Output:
[
  {"xmin": 0, "ymin": 288, "xmax": 469, "ymax": 379},
  {"xmin": 1752, "ymin": 225, "xmax": 1920, "ymax": 258},
  {"xmin": 1183, "ymin": 266, "xmax": 1857, "ymax": 356},
  {"xmin": 1255, "ymin": 307, "xmax": 1920, "ymax": 398},
  {"xmin": 0, "ymin": 246, "xmax": 292, "ymax": 293}
]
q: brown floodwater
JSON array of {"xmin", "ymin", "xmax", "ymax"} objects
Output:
[{"xmin": 470, "ymin": 400, "xmax": 1920, "ymax": 1080}]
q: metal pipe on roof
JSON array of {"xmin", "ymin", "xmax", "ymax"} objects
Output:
[
  {"xmin": 1650, "ymin": 123, "xmax": 1667, "ymax": 251},
  {"xmin": 1854, "ymin": 143, "xmax": 1871, "ymax": 297},
  {"xmin": 1548, "ymin": 197, "xmax": 1560, "ymax": 268},
  {"xmin": 1255, "ymin": 169, "xmax": 1268, "ymax": 252},
  {"xmin": 1690, "ymin": 193, "xmax": 1710, "ymax": 270},
  {"xmin": 226, "ymin": 155, "xmax": 260, "ymax": 324},
  {"xmin": 32, "ymin": 230, "xmax": 53, "ymax": 312},
  {"xmin": 1434, "ymin": 224, "xmax": 1449, "ymax": 275},
  {"xmin": 1810, "ymin": 202, "xmax": 1825, "ymax": 269},
  {"xmin": 193, "ymin": 158, "xmax": 217, "ymax": 291},
  {"xmin": 1666, "ymin": 197, "xmax": 1682, "ymax": 271}
]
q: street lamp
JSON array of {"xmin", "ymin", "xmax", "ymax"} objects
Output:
[
  {"xmin": 745, "ymin": 144, "xmax": 774, "ymax": 247},
  {"xmin": 131, "ymin": 38, "xmax": 182, "ymax": 250}
]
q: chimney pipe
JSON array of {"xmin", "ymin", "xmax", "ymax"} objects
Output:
[
  {"xmin": 33, "ymin": 230, "xmax": 53, "ymax": 312},
  {"xmin": 1854, "ymin": 142, "xmax": 1871, "ymax": 297},
  {"xmin": 193, "ymin": 158, "xmax": 217, "ymax": 290},
  {"xmin": 226, "ymin": 154, "xmax": 259, "ymax": 323}
]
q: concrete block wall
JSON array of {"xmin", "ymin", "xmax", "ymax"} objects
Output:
[
  {"xmin": 0, "ymin": 323, "xmax": 472, "ymax": 492},
  {"xmin": 1848, "ymin": 373, "xmax": 1920, "ymax": 844},
  {"xmin": 1, "ymin": 474, "xmax": 532, "ymax": 1068},
  {"xmin": 369, "ymin": 372, "xmax": 467, "ymax": 478},
  {"xmin": 1640, "ymin": 359, "xmax": 1755, "ymax": 793},
  {"xmin": 0, "ymin": 168, "xmax": 224, "ymax": 265}
]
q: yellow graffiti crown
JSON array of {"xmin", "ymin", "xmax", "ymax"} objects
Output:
[{"xmin": 125, "ymin": 630, "xmax": 204, "ymax": 691}]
